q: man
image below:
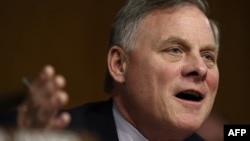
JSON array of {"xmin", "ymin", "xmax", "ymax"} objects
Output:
[{"xmin": 17, "ymin": 0, "xmax": 220, "ymax": 140}]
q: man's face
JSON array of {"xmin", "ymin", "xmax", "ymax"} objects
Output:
[{"xmin": 120, "ymin": 5, "xmax": 219, "ymax": 134}]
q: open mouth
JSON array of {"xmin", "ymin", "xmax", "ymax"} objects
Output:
[{"xmin": 175, "ymin": 90, "xmax": 203, "ymax": 102}]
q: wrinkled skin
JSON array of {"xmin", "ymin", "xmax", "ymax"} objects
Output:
[
  {"xmin": 109, "ymin": 5, "xmax": 219, "ymax": 141},
  {"xmin": 18, "ymin": 65, "xmax": 70, "ymax": 129}
]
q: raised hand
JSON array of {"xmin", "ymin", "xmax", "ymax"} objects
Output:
[{"xmin": 17, "ymin": 65, "xmax": 70, "ymax": 129}]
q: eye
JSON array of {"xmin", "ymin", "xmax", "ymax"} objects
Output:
[
  {"xmin": 202, "ymin": 53, "xmax": 216, "ymax": 62},
  {"xmin": 166, "ymin": 47, "xmax": 183, "ymax": 55}
]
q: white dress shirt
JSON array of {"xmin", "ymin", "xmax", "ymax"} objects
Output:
[{"xmin": 113, "ymin": 103, "xmax": 149, "ymax": 141}]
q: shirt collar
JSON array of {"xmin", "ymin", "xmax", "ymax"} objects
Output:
[{"xmin": 113, "ymin": 103, "xmax": 149, "ymax": 141}]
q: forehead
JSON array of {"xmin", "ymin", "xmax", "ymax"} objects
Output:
[
  {"xmin": 136, "ymin": 5, "xmax": 215, "ymax": 49},
  {"xmin": 143, "ymin": 5, "xmax": 211, "ymax": 29}
]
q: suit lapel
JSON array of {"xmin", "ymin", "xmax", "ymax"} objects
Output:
[{"xmin": 88, "ymin": 99, "xmax": 119, "ymax": 141}]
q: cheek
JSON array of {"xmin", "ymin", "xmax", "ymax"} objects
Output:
[
  {"xmin": 130, "ymin": 64, "xmax": 158, "ymax": 88},
  {"xmin": 125, "ymin": 59, "xmax": 152, "ymax": 92},
  {"xmin": 126, "ymin": 51, "xmax": 179, "ymax": 98},
  {"xmin": 125, "ymin": 57, "xmax": 164, "ymax": 97},
  {"xmin": 207, "ymin": 69, "xmax": 219, "ymax": 94}
]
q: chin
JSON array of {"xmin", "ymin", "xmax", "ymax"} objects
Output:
[{"xmin": 173, "ymin": 114, "xmax": 204, "ymax": 134}]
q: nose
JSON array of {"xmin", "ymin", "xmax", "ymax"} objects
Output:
[{"xmin": 181, "ymin": 55, "xmax": 208, "ymax": 82}]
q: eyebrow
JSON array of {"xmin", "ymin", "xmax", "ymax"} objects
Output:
[
  {"xmin": 162, "ymin": 36, "xmax": 190, "ymax": 48},
  {"xmin": 159, "ymin": 36, "xmax": 218, "ymax": 53}
]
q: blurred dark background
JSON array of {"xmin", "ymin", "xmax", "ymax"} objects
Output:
[{"xmin": 0, "ymin": 0, "xmax": 249, "ymax": 124}]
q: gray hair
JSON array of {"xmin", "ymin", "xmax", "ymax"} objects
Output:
[{"xmin": 104, "ymin": 0, "xmax": 220, "ymax": 93}]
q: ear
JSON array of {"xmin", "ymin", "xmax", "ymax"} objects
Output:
[{"xmin": 107, "ymin": 46, "xmax": 128, "ymax": 83}]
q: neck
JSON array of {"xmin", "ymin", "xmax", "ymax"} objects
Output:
[
  {"xmin": 112, "ymin": 96, "xmax": 192, "ymax": 141},
  {"xmin": 134, "ymin": 120, "xmax": 191, "ymax": 141}
]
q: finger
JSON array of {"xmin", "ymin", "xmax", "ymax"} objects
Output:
[
  {"xmin": 39, "ymin": 77, "xmax": 67, "ymax": 105},
  {"xmin": 30, "ymin": 65, "xmax": 55, "ymax": 89},
  {"xmin": 17, "ymin": 104, "xmax": 29, "ymax": 128},
  {"xmin": 34, "ymin": 91, "xmax": 68, "ymax": 123},
  {"xmin": 33, "ymin": 73, "xmax": 65, "ymax": 97},
  {"xmin": 29, "ymin": 91, "xmax": 68, "ymax": 127},
  {"xmin": 40, "ymin": 65, "xmax": 55, "ymax": 81},
  {"xmin": 39, "ymin": 75, "xmax": 66, "ymax": 98},
  {"xmin": 51, "ymin": 91, "xmax": 68, "ymax": 108},
  {"xmin": 29, "ymin": 75, "xmax": 63, "ymax": 102},
  {"xmin": 28, "ymin": 65, "xmax": 56, "ymax": 96},
  {"xmin": 50, "ymin": 112, "xmax": 71, "ymax": 129},
  {"xmin": 18, "ymin": 65, "xmax": 69, "ymax": 129},
  {"xmin": 54, "ymin": 75, "xmax": 66, "ymax": 89}
]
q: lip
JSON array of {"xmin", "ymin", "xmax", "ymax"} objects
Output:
[
  {"xmin": 174, "ymin": 96, "xmax": 202, "ymax": 108},
  {"xmin": 174, "ymin": 89, "xmax": 206, "ymax": 108},
  {"xmin": 175, "ymin": 88, "xmax": 206, "ymax": 99}
]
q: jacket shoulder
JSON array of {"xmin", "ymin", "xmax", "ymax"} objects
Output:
[
  {"xmin": 184, "ymin": 133, "xmax": 205, "ymax": 141},
  {"xmin": 66, "ymin": 99, "xmax": 119, "ymax": 141}
]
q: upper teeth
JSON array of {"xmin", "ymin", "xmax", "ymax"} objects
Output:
[{"xmin": 183, "ymin": 91, "xmax": 200, "ymax": 97}]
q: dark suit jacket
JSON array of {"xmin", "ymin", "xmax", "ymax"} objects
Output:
[
  {"xmin": 0, "ymin": 99, "xmax": 204, "ymax": 141},
  {"xmin": 66, "ymin": 99, "xmax": 205, "ymax": 141}
]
